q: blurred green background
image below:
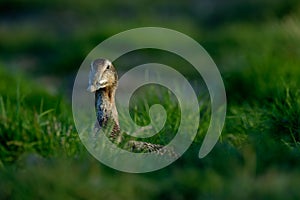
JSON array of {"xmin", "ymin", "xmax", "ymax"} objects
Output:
[{"xmin": 1, "ymin": 0, "xmax": 300, "ymax": 199}]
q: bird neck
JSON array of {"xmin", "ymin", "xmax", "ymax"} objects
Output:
[{"xmin": 95, "ymin": 87, "xmax": 119, "ymax": 128}]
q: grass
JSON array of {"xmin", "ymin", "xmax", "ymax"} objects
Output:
[
  {"xmin": 0, "ymin": 68, "xmax": 82, "ymax": 165},
  {"xmin": 1, "ymin": 57, "xmax": 300, "ymax": 199},
  {"xmin": 1, "ymin": 1, "xmax": 300, "ymax": 199}
]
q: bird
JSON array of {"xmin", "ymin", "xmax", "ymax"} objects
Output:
[{"xmin": 87, "ymin": 58, "xmax": 178, "ymax": 157}]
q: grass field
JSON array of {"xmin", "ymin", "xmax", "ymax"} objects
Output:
[{"xmin": 1, "ymin": 1, "xmax": 300, "ymax": 199}]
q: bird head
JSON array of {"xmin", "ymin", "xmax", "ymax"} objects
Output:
[{"xmin": 87, "ymin": 58, "xmax": 118, "ymax": 92}]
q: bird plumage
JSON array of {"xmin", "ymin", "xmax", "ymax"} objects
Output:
[{"xmin": 87, "ymin": 58, "xmax": 178, "ymax": 157}]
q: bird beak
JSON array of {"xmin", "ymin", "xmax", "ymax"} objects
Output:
[
  {"xmin": 87, "ymin": 85, "xmax": 97, "ymax": 93},
  {"xmin": 87, "ymin": 59, "xmax": 111, "ymax": 92},
  {"xmin": 87, "ymin": 79, "xmax": 108, "ymax": 92}
]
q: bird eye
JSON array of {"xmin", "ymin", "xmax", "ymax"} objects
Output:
[{"xmin": 107, "ymin": 65, "xmax": 111, "ymax": 69}]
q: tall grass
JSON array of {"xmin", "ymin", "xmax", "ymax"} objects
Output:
[
  {"xmin": 1, "ymin": 6, "xmax": 300, "ymax": 200},
  {"xmin": 0, "ymin": 68, "xmax": 82, "ymax": 165}
]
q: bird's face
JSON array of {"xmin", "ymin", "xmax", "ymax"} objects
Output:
[{"xmin": 87, "ymin": 58, "xmax": 118, "ymax": 92}]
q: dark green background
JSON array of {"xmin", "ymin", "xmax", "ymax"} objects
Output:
[{"xmin": 1, "ymin": 0, "xmax": 300, "ymax": 199}]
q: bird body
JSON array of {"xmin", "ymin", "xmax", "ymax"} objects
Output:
[{"xmin": 87, "ymin": 58, "xmax": 178, "ymax": 157}]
